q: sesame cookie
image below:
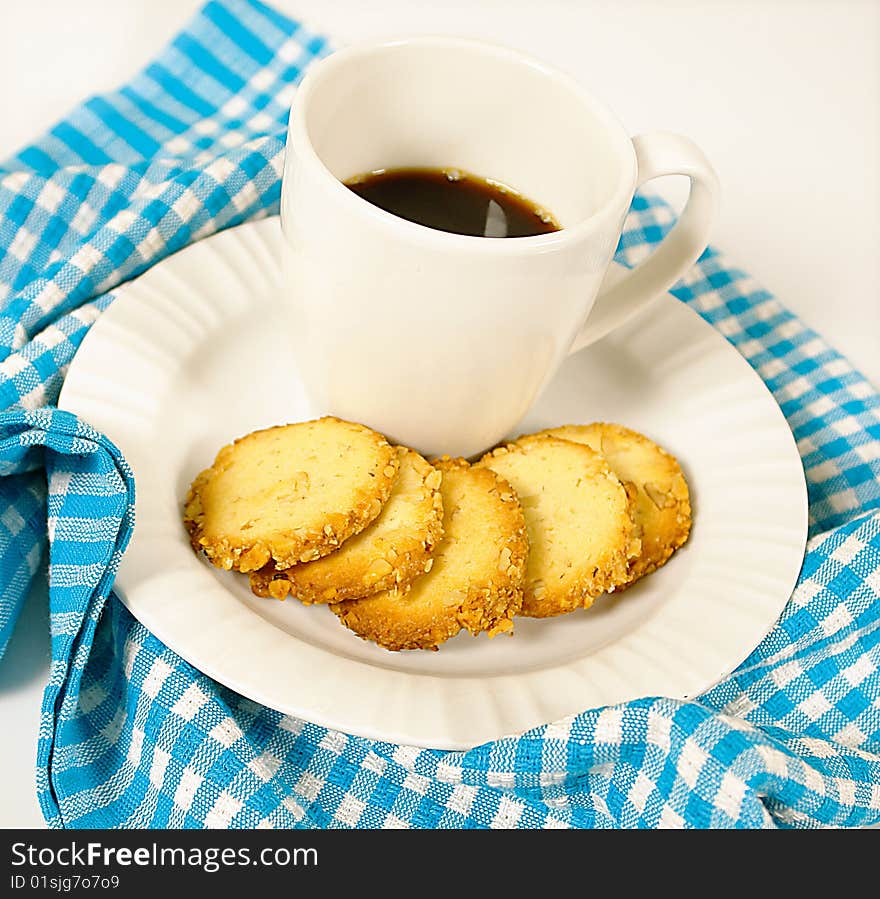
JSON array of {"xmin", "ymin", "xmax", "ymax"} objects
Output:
[
  {"xmin": 539, "ymin": 423, "xmax": 691, "ymax": 585},
  {"xmin": 476, "ymin": 434, "xmax": 638, "ymax": 618},
  {"xmin": 183, "ymin": 417, "xmax": 399, "ymax": 572},
  {"xmin": 331, "ymin": 458, "xmax": 527, "ymax": 651},
  {"xmin": 249, "ymin": 446, "xmax": 444, "ymax": 604}
]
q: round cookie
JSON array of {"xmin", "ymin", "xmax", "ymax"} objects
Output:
[
  {"xmin": 183, "ymin": 417, "xmax": 399, "ymax": 572},
  {"xmin": 249, "ymin": 446, "xmax": 444, "ymax": 604},
  {"xmin": 538, "ymin": 423, "xmax": 691, "ymax": 585},
  {"xmin": 476, "ymin": 434, "xmax": 638, "ymax": 618},
  {"xmin": 331, "ymin": 458, "xmax": 527, "ymax": 651}
]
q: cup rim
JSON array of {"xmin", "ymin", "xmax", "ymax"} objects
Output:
[{"xmin": 286, "ymin": 35, "xmax": 638, "ymax": 252}]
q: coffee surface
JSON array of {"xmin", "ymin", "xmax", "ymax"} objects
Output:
[{"xmin": 345, "ymin": 167, "xmax": 560, "ymax": 238}]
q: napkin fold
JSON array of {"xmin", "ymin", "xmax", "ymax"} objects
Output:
[{"xmin": 1, "ymin": 0, "xmax": 879, "ymax": 828}]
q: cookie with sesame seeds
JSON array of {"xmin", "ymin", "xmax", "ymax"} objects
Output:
[
  {"xmin": 183, "ymin": 417, "xmax": 399, "ymax": 573},
  {"xmin": 331, "ymin": 457, "xmax": 527, "ymax": 651},
  {"xmin": 249, "ymin": 445, "xmax": 444, "ymax": 604},
  {"xmin": 537, "ymin": 423, "xmax": 691, "ymax": 586},
  {"xmin": 476, "ymin": 434, "xmax": 639, "ymax": 618}
]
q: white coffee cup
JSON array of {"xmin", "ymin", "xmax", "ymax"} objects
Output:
[{"xmin": 281, "ymin": 36, "xmax": 719, "ymax": 458}]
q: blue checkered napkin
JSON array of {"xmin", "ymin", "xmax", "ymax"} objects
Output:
[{"xmin": 0, "ymin": 0, "xmax": 878, "ymax": 829}]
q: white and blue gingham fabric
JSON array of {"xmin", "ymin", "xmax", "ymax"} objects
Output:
[{"xmin": 1, "ymin": 0, "xmax": 878, "ymax": 829}]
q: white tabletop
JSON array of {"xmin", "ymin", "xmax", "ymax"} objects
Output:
[{"xmin": 1, "ymin": 0, "xmax": 877, "ymax": 828}]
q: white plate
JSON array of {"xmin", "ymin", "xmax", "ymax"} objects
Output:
[{"xmin": 59, "ymin": 217, "xmax": 808, "ymax": 749}]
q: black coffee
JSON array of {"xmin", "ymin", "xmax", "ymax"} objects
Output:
[{"xmin": 345, "ymin": 167, "xmax": 560, "ymax": 238}]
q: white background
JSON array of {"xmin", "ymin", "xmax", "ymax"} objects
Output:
[{"xmin": 1, "ymin": 0, "xmax": 878, "ymax": 827}]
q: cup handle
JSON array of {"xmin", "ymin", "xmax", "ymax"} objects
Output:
[{"xmin": 568, "ymin": 131, "xmax": 720, "ymax": 354}]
